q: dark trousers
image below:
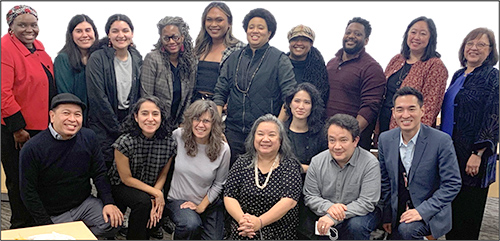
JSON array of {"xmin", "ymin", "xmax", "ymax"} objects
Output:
[
  {"xmin": 446, "ymin": 185, "xmax": 489, "ymax": 240},
  {"xmin": 111, "ymin": 184, "xmax": 154, "ymax": 240},
  {"xmin": 225, "ymin": 129, "xmax": 248, "ymax": 167},
  {"xmin": 359, "ymin": 121, "xmax": 376, "ymax": 151},
  {"xmin": 166, "ymin": 198, "xmax": 224, "ymax": 240},
  {"xmin": 1, "ymin": 127, "xmax": 39, "ymax": 229}
]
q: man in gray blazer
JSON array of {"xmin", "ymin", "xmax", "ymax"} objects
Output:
[{"xmin": 378, "ymin": 86, "xmax": 461, "ymax": 239}]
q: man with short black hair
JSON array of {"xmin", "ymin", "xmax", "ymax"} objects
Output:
[
  {"xmin": 378, "ymin": 86, "xmax": 461, "ymax": 239},
  {"xmin": 303, "ymin": 113, "xmax": 381, "ymax": 240},
  {"xmin": 19, "ymin": 93, "xmax": 123, "ymax": 238},
  {"xmin": 325, "ymin": 17, "xmax": 386, "ymax": 150}
]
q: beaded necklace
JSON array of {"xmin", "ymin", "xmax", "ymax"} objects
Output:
[
  {"xmin": 234, "ymin": 46, "xmax": 270, "ymax": 94},
  {"xmin": 255, "ymin": 154, "xmax": 279, "ymax": 189}
]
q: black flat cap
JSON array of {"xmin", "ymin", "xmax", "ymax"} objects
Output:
[{"xmin": 51, "ymin": 93, "xmax": 86, "ymax": 110}]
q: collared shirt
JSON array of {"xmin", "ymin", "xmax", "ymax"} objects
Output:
[
  {"xmin": 48, "ymin": 124, "xmax": 75, "ymax": 140},
  {"xmin": 303, "ymin": 147, "xmax": 381, "ymax": 225},
  {"xmin": 399, "ymin": 127, "xmax": 421, "ymax": 174}
]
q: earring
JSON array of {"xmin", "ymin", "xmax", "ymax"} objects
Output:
[
  {"xmin": 180, "ymin": 43, "xmax": 185, "ymax": 52},
  {"xmin": 108, "ymin": 39, "xmax": 112, "ymax": 47}
]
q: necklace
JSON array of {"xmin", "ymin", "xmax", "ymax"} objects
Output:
[
  {"xmin": 255, "ymin": 155, "xmax": 279, "ymax": 189},
  {"xmin": 396, "ymin": 62, "xmax": 412, "ymax": 86},
  {"xmin": 234, "ymin": 47, "xmax": 270, "ymax": 94}
]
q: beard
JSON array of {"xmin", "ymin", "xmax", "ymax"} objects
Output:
[{"xmin": 343, "ymin": 40, "xmax": 364, "ymax": 55}]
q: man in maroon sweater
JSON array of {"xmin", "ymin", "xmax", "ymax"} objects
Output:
[
  {"xmin": 19, "ymin": 93, "xmax": 123, "ymax": 238},
  {"xmin": 325, "ymin": 17, "xmax": 386, "ymax": 150}
]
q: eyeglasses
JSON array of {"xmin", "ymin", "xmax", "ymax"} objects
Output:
[
  {"xmin": 193, "ymin": 117, "xmax": 212, "ymax": 125},
  {"xmin": 163, "ymin": 34, "xmax": 181, "ymax": 42},
  {"xmin": 465, "ymin": 41, "xmax": 490, "ymax": 49}
]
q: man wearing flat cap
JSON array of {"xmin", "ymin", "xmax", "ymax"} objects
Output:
[
  {"xmin": 19, "ymin": 93, "xmax": 123, "ymax": 238},
  {"xmin": 286, "ymin": 24, "xmax": 329, "ymax": 104}
]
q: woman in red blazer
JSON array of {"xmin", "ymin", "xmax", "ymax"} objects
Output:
[{"xmin": 1, "ymin": 5, "xmax": 56, "ymax": 229}]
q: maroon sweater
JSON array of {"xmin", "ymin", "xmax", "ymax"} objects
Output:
[{"xmin": 325, "ymin": 48, "xmax": 386, "ymax": 124}]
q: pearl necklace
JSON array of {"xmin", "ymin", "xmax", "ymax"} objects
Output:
[{"xmin": 255, "ymin": 155, "xmax": 279, "ymax": 189}]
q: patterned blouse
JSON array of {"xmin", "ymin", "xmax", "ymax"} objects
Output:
[
  {"xmin": 224, "ymin": 155, "xmax": 302, "ymax": 240},
  {"xmin": 108, "ymin": 133, "xmax": 177, "ymax": 186}
]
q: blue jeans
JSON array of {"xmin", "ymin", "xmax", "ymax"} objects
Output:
[
  {"xmin": 166, "ymin": 198, "xmax": 224, "ymax": 240},
  {"xmin": 393, "ymin": 220, "xmax": 431, "ymax": 240},
  {"xmin": 334, "ymin": 207, "xmax": 381, "ymax": 240}
]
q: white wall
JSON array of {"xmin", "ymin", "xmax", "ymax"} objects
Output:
[{"xmin": 2, "ymin": 1, "xmax": 499, "ymax": 87}]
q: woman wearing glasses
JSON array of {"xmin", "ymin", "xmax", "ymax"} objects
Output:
[
  {"xmin": 166, "ymin": 100, "xmax": 230, "ymax": 240},
  {"xmin": 443, "ymin": 28, "xmax": 498, "ymax": 240},
  {"xmin": 376, "ymin": 16, "xmax": 448, "ymax": 137},
  {"xmin": 141, "ymin": 16, "xmax": 197, "ymax": 126}
]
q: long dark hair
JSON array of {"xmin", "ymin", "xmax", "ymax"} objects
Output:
[
  {"xmin": 181, "ymin": 100, "xmax": 223, "ymax": 162},
  {"xmin": 120, "ymin": 96, "xmax": 174, "ymax": 139},
  {"xmin": 401, "ymin": 16, "xmax": 441, "ymax": 61},
  {"xmin": 194, "ymin": 1, "xmax": 240, "ymax": 60},
  {"xmin": 285, "ymin": 82, "xmax": 325, "ymax": 133},
  {"xmin": 98, "ymin": 14, "xmax": 135, "ymax": 49},
  {"xmin": 59, "ymin": 14, "xmax": 99, "ymax": 72}
]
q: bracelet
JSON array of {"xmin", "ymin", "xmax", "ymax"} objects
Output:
[
  {"xmin": 258, "ymin": 217, "xmax": 263, "ymax": 230},
  {"xmin": 472, "ymin": 150, "xmax": 483, "ymax": 157}
]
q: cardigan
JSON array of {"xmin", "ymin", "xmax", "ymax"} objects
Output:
[
  {"xmin": 1, "ymin": 33, "xmax": 54, "ymax": 132},
  {"xmin": 384, "ymin": 54, "xmax": 448, "ymax": 129}
]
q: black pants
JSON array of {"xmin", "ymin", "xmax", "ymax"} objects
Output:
[
  {"xmin": 224, "ymin": 129, "xmax": 248, "ymax": 168},
  {"xmin": 1, "ymin": 126, "xmax": 39, "ymax": 229},
  {"xmin": 111, "ymin": 184, "xmax": 154, "ymax": 240},
  {"xmin": 358, "ymin": 121, "xmax": 376, "ymax": 151},
  {"xmin": 446, "ymin": 185, "xmax": 489, "ymax": 240}
]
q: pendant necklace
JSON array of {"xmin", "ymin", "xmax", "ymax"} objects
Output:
[
  {"xmin": 234, "ymin": 46, "xmax": 270, "ymax": 94},
  {"xmin": 255, "ymin": 155, "xmax": 279, "ymax": 189}
]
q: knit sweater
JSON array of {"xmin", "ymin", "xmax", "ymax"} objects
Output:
[{"xmin": 19, "ymin": 128, "xmax": 114, "ymax": 225}]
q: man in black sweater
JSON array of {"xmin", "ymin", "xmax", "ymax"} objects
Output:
[{"xmin": 19, "ymin": 93, "xmax": 123, "ymax": 238}]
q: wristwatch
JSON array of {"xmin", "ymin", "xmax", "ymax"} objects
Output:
[{"xmin": 472, "ymin": 150, "xmax": 483, "ymax": 157}]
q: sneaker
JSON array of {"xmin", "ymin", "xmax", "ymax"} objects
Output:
[{"xmin": 163, "ymin": 216, "xmax": 175, "ymax": 234}]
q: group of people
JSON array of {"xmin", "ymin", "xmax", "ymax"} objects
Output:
[{"xmin": 1, "ymin": 2, "xmax": 498, "ymax": 240}]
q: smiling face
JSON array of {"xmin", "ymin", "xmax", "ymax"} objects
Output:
[
  {"xmin": 289, "ymin": 36, "xmax": 312, "ymax": 61},
  {"xmin": 342, "ymin": 22, "xmax": 368, "ymax": 55},
  {"xmin": 392, "ymin": 95, "xmax": 424, "ymax": 138},
  {"xmin": 161, "ymin": 25, "xmax": 184, "ymax": 56},
  {"xmin": 290, "ymin": 90, "xmax": 312, "ymax": 121},
  {"xmin": 246, "ymin": 17, "xmax": 271, "ymax": 50},
  {"xmin": 205, "ymin": 7, "xmax": 230, "ymax": 41},
  {"xmin": 72, "ymin": 21, "xmax": 95, "ymax": 52},
  {"xmin": 327, "ymin": 124, "xmax": 359, "ymax": 166},
  {"xmin": 254, "ymin": 121, "xmax": 281, "ymax": 157},
  {"xmin": 108, "ymin": 20, "xmax": 133, "ymax": 51},
  {"xmin": 464, "ymin": 34, "xmax": 491, "ymax": 68},
  {"xmin": 134, "ymin": 100, "xmax": 161, "ymax": 138},
  {"xmin": 406, "ymin": 20, "xmax": 430, "ymax": 56},
  {"xmin": 10, "ymin": 13, "xmax": 39, "ymax": 48},
  {"xmin": 192, "ymin": 111, "xmax": 213, "ymax": 144},
  {"xmin": 49, "ymin": 104, "xmax": 83, "ymax": 140}
]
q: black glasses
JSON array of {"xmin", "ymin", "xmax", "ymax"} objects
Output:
[{"xmin": 163, "ymin": 35, "xmax": 181, "ymax": 42}]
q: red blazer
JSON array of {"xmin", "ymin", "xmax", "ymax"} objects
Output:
[
  {"xmin": 384, "ymin": 54, "xmax": 448, "ymax": 129},
  {"xmin": 1, "ymin": 33, "xmax": 53, "ymax": 131}
]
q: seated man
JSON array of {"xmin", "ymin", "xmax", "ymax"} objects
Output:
[
  {"xmin": 378, "ymin": 87, "xmax": 461, "ymax": 239},
  {"xmin": 303, "ymin": 113, "xmax": 381, "ymax": 240},
  {"xmin": 19, "ymin": 93, "xmax": 123, "ymax": 238}
]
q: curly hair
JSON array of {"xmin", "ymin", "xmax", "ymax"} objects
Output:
[
  {"xmin": 285, "ymin": 82, "xmax": 325, "ymax": 133},
  {"xmin": 153, "ymin": 16, "xmax": 197, "ymax": 84},
  {"xmin": 242, "ymin": 8, "xmax": 277, "ymax": 40},
  {"xmin": 194, "ymin": 1, "xmax": 241, "ymax": 60},
  {"xmin": 401, "ymin": 16, "xmax": 441, "ymax": 61},
  {"xmin": 59, "ymin": 14, "xmax": 99, "ymax": 73},
  {"xmin": 347, "ymin": 17, "xmax": 372, "ymax": 39},
  {"xmin": 181, "ymin": 99, "xmax": 223, "ymax": 162},
  {"xmin": 120, "ymin": 96, "xmax": 174, "ymax": 139}
]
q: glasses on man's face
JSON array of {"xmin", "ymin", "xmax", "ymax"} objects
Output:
[
  {"xmin": 465, "ymin": 41, "xmax": 490, "ymax": 49},
  {"xmin": 163, "ymin": 34, "xmax": 181, "ymax": 42}
]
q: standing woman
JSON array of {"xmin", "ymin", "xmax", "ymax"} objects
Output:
[
  {"xmin": 443, "ymin": 28, "xmax": 498, "ymax": 240},
  {"xmin": 141, "ymin": 16, "xmax": 197, "ymax": 126},
  {"xmin": 108, "ymin": 96, "xmax": 177, "ymax": 240},
  {"xmin": 54, "ymin": 14, "xmax": 99, "ymax": 126},
  {"xmin": 1, "ymin": 5, "xmax": 56, "ymax": 229},
  {"xmin": 213, "ymin": 8, "xmax": 297, "ymax": 167},
  {"xmin": 86, "ymin": 14, "xmax": 143, "ymax": 168},
  {"xmin": 166, "ymin": 100, "xmax": 230, "ymax": 240},
  {"xmin": 378, "ymin": 16, "xmax": 448, "ymax": 133},
  {"xmin": 224, "ymin": 114, "xmax": 302, "ymax": 240},
  {"xmin": 192, "ymin": 1, "xmax": 245, "ymax": 101}
]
